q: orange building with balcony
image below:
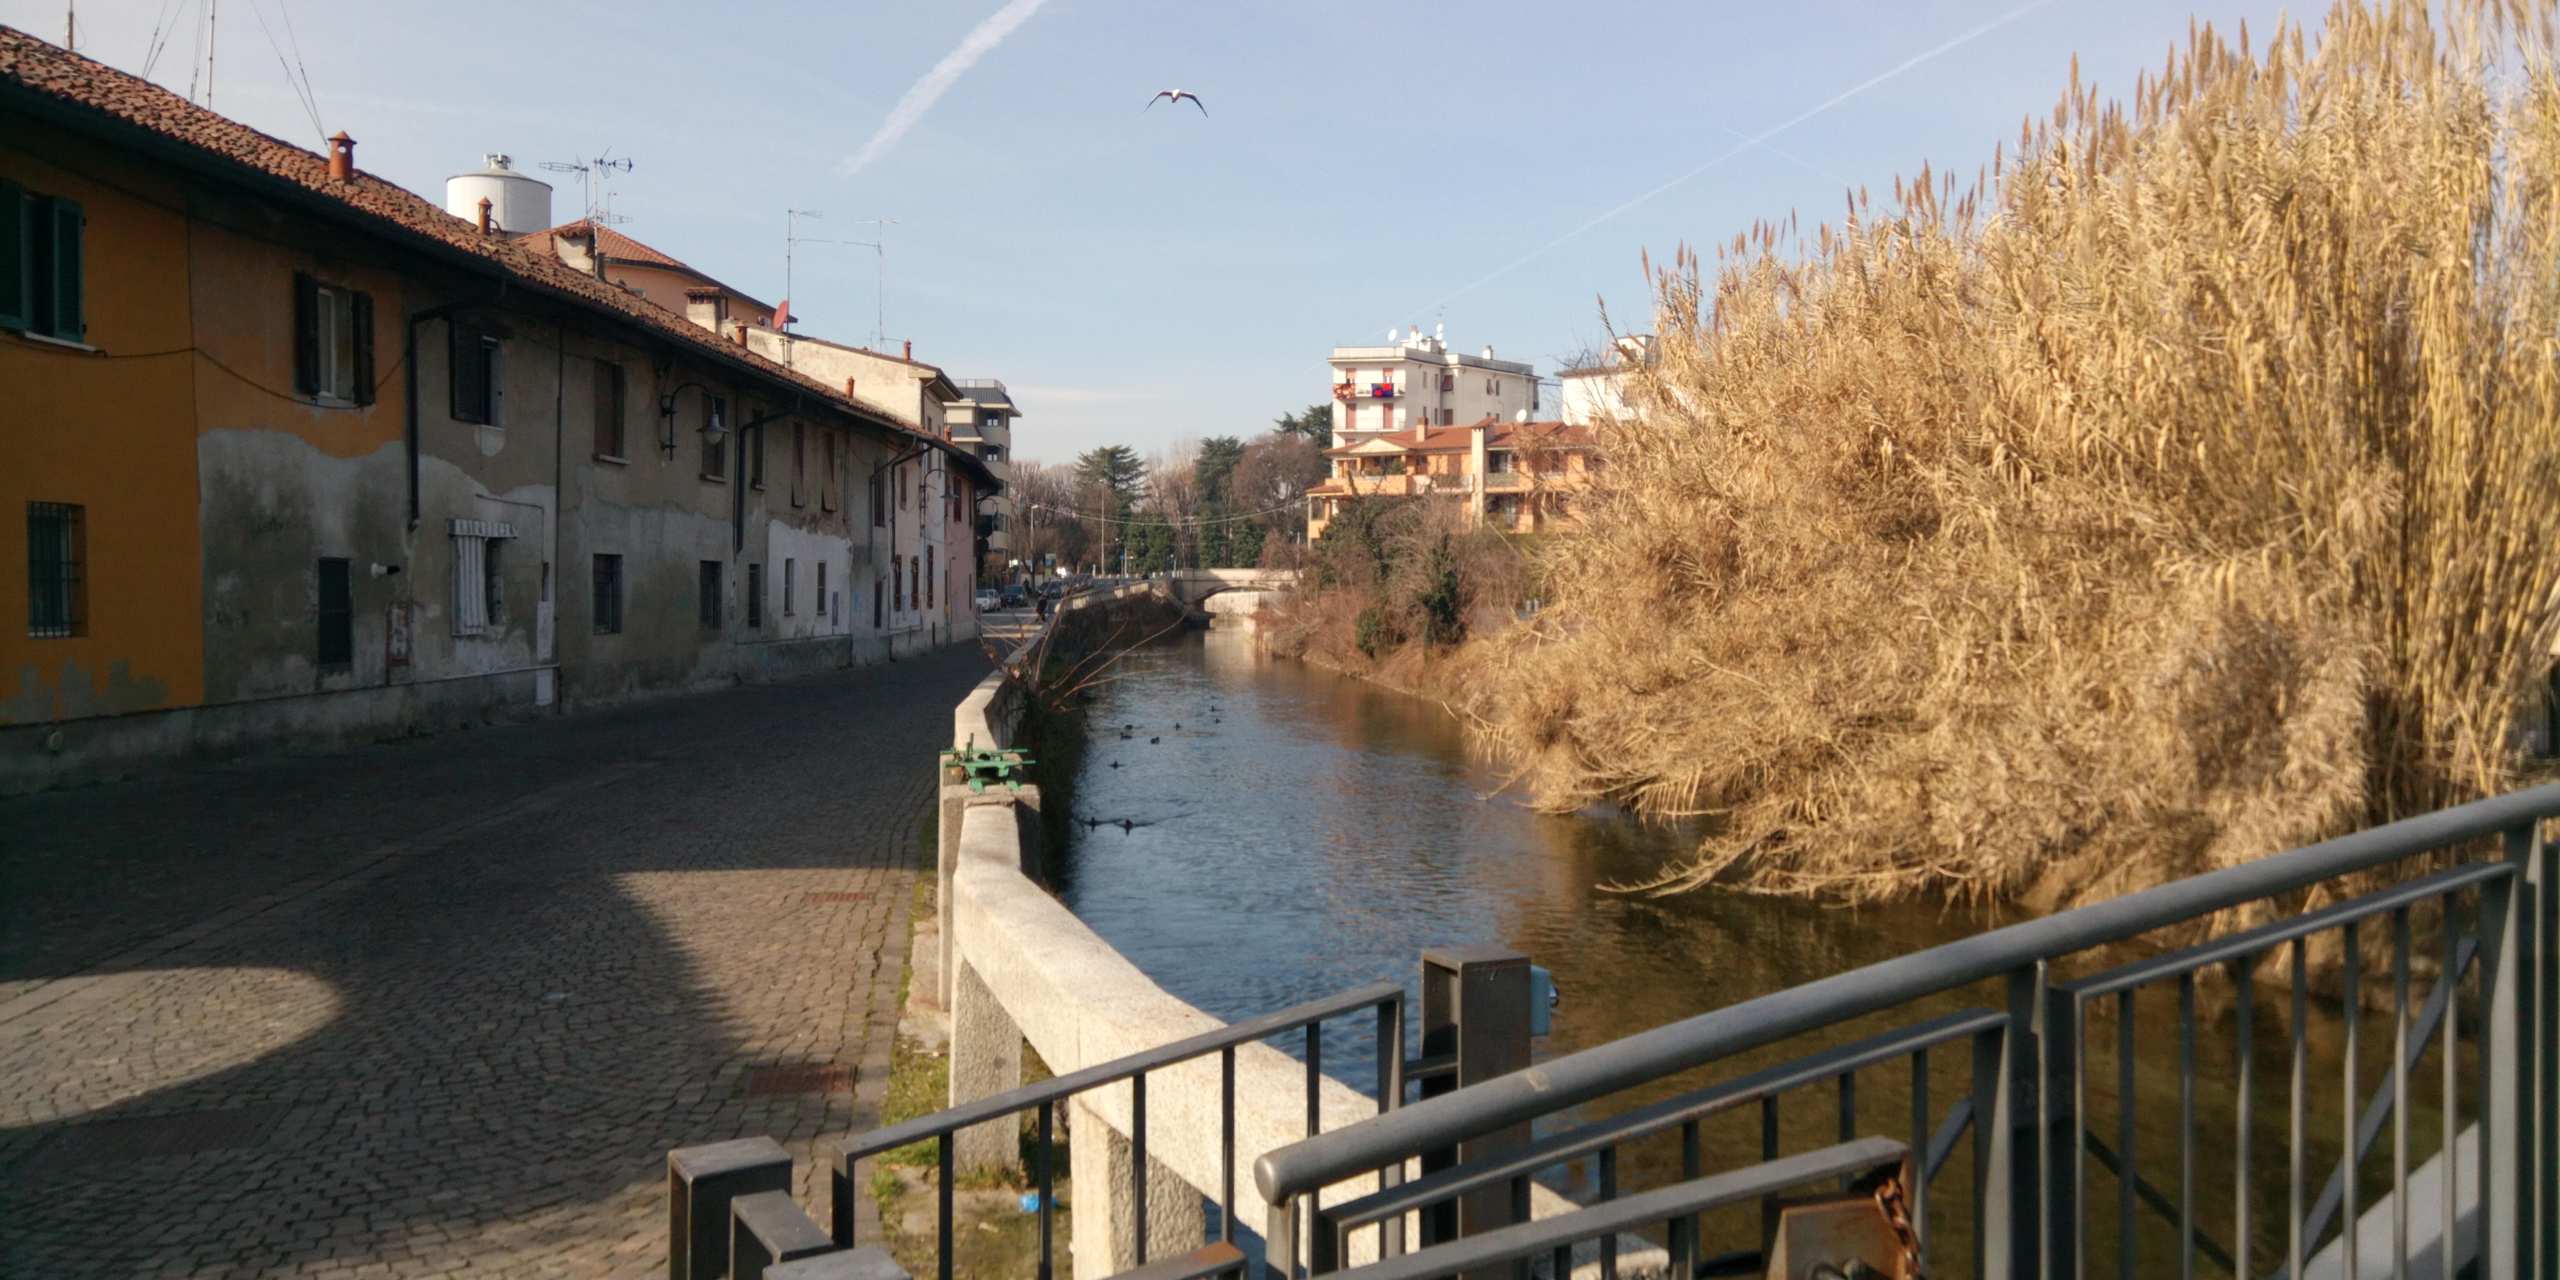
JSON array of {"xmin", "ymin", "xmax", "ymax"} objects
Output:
[{"xmin": 1304, "ymin": 418, "xmax": 1597, "ymax": 541}]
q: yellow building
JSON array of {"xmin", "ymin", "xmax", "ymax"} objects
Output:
[
  {"xmin": 2, "ymin": 58, "xmax": 208, "ymax": 726},
  {"xmin": 1304, "ymin": 418, "xmax": 1599, "ymax": 541}
]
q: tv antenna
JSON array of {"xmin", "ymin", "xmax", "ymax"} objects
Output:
[
  {"xmin": 784, "ymin": 210, "xmax": 900, "ymax": 358},
  {"xmin": 540, "ymin": 151, "xmax": 635, "ymax": 223},
  {"xmin": 847, "ymin": 216, "xmax": 899, "ymax": 346}
]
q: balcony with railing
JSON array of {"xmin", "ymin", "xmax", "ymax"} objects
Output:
[{"xmin": 952, "ymin": 379, "xmax": 1015, "ymax": 410}]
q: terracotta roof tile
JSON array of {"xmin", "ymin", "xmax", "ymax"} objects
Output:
[
  {"xmin": 0, "ymin": 25, "xmax": 989, "ymax": 486},
  {"xmin": 519, "ymin": 218, "xmax": 692, "ymax": 270}
]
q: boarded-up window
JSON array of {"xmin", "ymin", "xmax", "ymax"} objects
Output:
[
  {"xmin": 594, "ymin": 361, "xmax": 625, "ymax": 458},
  {"xmin": 747, "ymin": 562, "xmax": 764, "ymax": 628},
  {"xmin": 592, "ymin": 554, "xmax": 623, "ymax": 635},
  {"xmin": 698, "ymin": 561, "xmax": 722, "ymax": 629},
  {"xmin": 450, "ymin": 322, "xmax": 501, "ymax": 424},
  {"xmin": 316, "ymin": 558, "xmax": 352, "ymax": 670}
]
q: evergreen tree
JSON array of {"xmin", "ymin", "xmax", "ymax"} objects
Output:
[
  {"xmin": 1074, "ymin": 445, "xmax": 1146, "ymax": 571},
  {"xmin": 1270, "ymin": 403, "xmax": 1334, "ymax": 444}
]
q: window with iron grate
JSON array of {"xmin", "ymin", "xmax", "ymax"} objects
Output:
[{"xmin": 27, "ymin": 502, "xmax": 83, "ymax": 638}]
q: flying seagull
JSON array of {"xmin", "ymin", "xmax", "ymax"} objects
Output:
[{"xmin": 1145, "ymin": 90, "xmax": 1207, "ymax": 116}]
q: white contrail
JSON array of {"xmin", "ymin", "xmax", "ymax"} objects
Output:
[
  {"xmin": 1426, "ymin": 0, "xmax": 2058, "ymax": 311},
  {"xmin": 844, "ymin": 0, "xmax": 1051, "ymax": 176}
]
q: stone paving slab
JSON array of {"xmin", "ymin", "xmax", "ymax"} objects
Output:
[{"xmin": 0, "ymin": 645, "xmax": 994, "ymax": 1279}]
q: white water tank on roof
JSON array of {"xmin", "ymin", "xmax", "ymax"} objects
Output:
[{"xmin": 444, "ymin": 154, "xmax": 552, "ymax": 234}]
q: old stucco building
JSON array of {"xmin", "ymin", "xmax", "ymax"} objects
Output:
[{"xmin": 0, "ymin": 26, "xmax": 994, "ymax": 792}]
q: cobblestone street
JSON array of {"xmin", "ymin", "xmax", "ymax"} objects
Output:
[{"xmin": 0, "ymin": 644, "xmax": 996, "ymax": 1278}]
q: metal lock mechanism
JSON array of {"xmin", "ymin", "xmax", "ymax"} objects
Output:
[
  {"xmin": 938, "ymin": 736, "xmax": 1035, "ymax": 794},
  {"xmin": 1761, "ymin": 1156, "xmax": 1921, "ymax": 1280}
]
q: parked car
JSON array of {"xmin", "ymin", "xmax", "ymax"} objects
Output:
[
  {"xmin": 1000, "ymin": 585, "xmax": 1028, "ymax": 608},
  {"xmin": 974, "ymin": 590, "xmax": 1000, "ymax": 612}
]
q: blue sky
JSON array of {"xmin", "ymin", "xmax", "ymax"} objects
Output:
[{"xmin": 13, "ymin": 0, "xmax": 2294, "ymax": 460}]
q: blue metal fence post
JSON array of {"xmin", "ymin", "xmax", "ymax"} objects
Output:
[
  {"xmin": 2486, "ymin": 828, "xmax": 2527, "ymax": 1280},
  {"xmin": 1266, "ymin": 1200, "xmax": 1298, "ymax": 1280},
  {"xmin": 2038, "ymin": 964, "xmax": 2079, "ymax": 1280},
  {"xmin": 1985, "ymin": 965, "xmax": 2043, "ymax": 1280},
  {"xmin": 2522, "ymin": 819, "xmax": 2554, "ymax": 1280}
]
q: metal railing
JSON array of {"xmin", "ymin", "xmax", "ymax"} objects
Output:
[
  {"xmin": 1257, "ymin": 782, "xmax": 2560, "ymax": 1279},
  {"xmin": 830, "ymin": 981, "xmax": 1407, "ymax": 1280}
]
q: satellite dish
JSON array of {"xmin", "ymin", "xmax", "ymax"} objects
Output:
[
  {"xmin": 1515, "ymin": 409, "xmax": 1530, "ymax": 423},
  {"xmin": 1387, "ymin": 327, "xmax": 1399, "ymax": 342}
]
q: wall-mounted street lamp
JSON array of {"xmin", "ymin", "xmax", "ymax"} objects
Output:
[{"xmin": 657, "ymin": 381, "xmax": 728, "ymax": 460}]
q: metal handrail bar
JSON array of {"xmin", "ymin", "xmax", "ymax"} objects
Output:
[
  {"xmin": 1256, "ymin": 781, "xmax": 2560, "ymax": 1206},
  {"xmin": 2051, "ymin": 864, "xmax": 2497, "ymax": 1274},
  {"xmin": 2064, "ymin": 861, "xmax": 2509, "ymax": 1000},
  {"xmin": 1322, "ymin": 1138, "xmax": 1910, "ymax": 1280},
  {"xmin": 2082, "ymin": 1130, "xmax": 2240, "ymax": 1273},
  {"xmin": 1924, "ymin": 1096, "xmax": 1974, "ymax": 1179},
  {"xmin": 2292, "ymin": 936, "xmax": 2480, "ymax": 1264},
  {"xmin": 838, "ymin": 980, "xmax": 1402, "ymax": 1162},
  {"xmin": 1105, "ymin": 1242, "xmax": 1251, "ymax": 1280},
  {"xmin": 829, "ymin": 978, "xmax": 1405, "ymax": 1279},
  {"xmin": 1318, "ymin": 1007, "xmax": 2001, "ymax": 1235}
]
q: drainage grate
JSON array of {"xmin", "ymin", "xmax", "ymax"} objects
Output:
[
  {"xmin": 745, "ymin": 1065, "xmax": 853, "ymax": 1097},
  {"xmin": 804, "ymin": 892, "xmax": 869, "ymax": 904},
  {"xmin": 45, "ymin": 1105, "xmax": 290, "ymax": 1166}
]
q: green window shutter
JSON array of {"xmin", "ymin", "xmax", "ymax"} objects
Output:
[
  {"xmin": 351, "ymin": 291, "xmax": 376, "ymax": 404},
  {"xmin": 292, "ymin": 273, "xmax": 318, "ymax": 394},
  {"xmin": 0, "ymin": 181, "xmax": 26, "ymax": 331},
  {"xmin": 47, "ymin": 196, "xmax": 81, "ymax": 340}
]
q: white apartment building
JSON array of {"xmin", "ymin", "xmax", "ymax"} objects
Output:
[
  {"xmin": 1556, "ymin": 335, "xmax": 1655, "ymax": 427},
  {"xmin": 1330, "ymin": 326, "xmax": 1538, "ymax": 444}
]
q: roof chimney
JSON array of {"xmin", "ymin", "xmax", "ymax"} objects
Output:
[
  {"xmin": 475, "ymin": 198, "xmax": 492, "ymax": 234},
  {"xmin": 845, "ymin": 378, "xmax": 857, "ymax": 397},
  {"xmin": 903, "ymin": 339, "xmax": 912, "ymax": 361},
  {"xmin": 327, "ymin": 131, "xmax": 356, "ymax": 183}
]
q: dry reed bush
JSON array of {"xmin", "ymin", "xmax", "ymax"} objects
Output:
[{"xmin": 1471, "ymin": 0, "xmax": 2560, "ymax": 910}]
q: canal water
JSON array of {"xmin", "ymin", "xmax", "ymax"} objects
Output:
[{"xmin": 1043, "ymin": 629, "xmax": 2444, "ymax": 1274}]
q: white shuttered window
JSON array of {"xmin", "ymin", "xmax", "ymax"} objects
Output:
[{"xmin": 450, "ymin": 519, "xmax": 515, "ymax": 635}]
